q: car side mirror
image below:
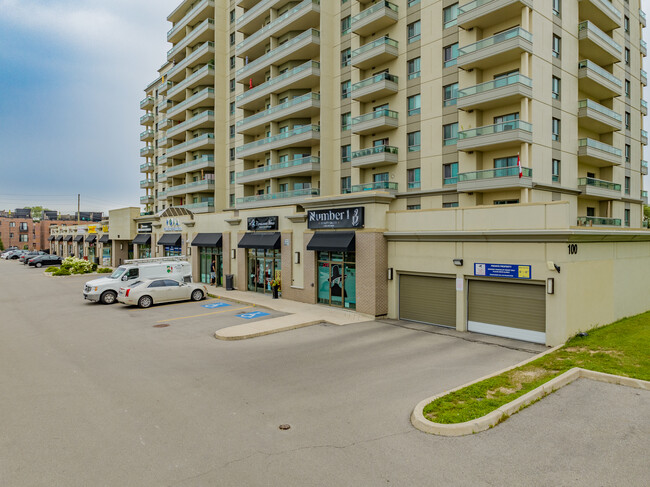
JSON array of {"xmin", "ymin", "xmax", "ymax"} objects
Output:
[{"xmin": 121, "ymin": 275, "xmax": 128, "ymax": 281}]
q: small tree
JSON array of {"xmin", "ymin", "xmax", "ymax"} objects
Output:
[
  {"xmin": 644, "ymin": 205, "xmax": 650, "ymax": 221},
  {"xmin": 0, "ymin": 239, "xmax": 4, "ymax": 251},
  {"xmin": 23, "ymin": 244, "xmax": 28, "ymax": 250}
]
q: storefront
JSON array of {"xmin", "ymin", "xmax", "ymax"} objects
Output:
[
  {"xmin": 74, "ymin": 235, "xmax": 84, "ymax": 258},
  {"xmin": 238, "ymin": 219, "xmax": 281, "ymax": 295},
  {"xmin": 86, "ymin": 234, "xmax": 97, "ymax": 263},
  {"xmin": 158, "ymin": 234, "xmax": 182, "ymax": 256},
  {"xmin": 64, "ymin": 235, "xmax": 73, "ymax": 256},
  {"xmin": 48, "ymin": 235, "xmax": 56, "ymax": 253},
  {"xmin": 191, "ymin": 233, "xmax": 223, "ymax": 285},
  {"xmin": 56, "ymin": 236, "xmax": 63, "ymax": 255},
  {"xmin": 132, "ymin": 233, "xmax": 152, "ymax": 258},
  {"xmin": 99, "ymin": 234, "xmax": 111, "ymax": 266},
  {"xmin": 308, "ymin": 232, "xmax": 357, "ymax": 309}
]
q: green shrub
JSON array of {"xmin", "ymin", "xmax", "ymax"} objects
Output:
[
  {"xmin": 97, "ymin": 267, "xmax": 112, "ymax": 273},
  {"xmin": 61, "ymin": 257, "xmax": 95, "ymax": 274},
  {"xmin": 52, "ymin": 268, "xmax": 71, "ymax": 276},
  {"xmin": 45, "ymin": 266, "xmax": 58, "ymax": 273}
]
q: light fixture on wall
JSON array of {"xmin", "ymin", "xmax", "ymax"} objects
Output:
[
  {"xmin": 453, "ymin": 258, "xmax": 463, "ymax": 266},
  {"xmin": 231, "ymin": 249, "xmax": 236, "ymax": 259},
  {"xmin": 387, "ymin": 268, "xmax": 393, "ymax": 280},
  {"xmin": 294, "ymin": 251, "xmax": 300, "ymax": 264},
  {"xmin": 546, "ymin": 278, "xmax": 555, "ymax": 295},
  {"xmin": 546, "ymin": 261, "xmax": 561, "ymax": 273}
]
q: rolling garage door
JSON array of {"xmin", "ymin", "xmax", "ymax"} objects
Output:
[
  {"xmin": 399, "ymin": 275, "xmax": 456, "ymax": 327},
  {"xmin": 468, "ymin": 280, "xmax": 546, "ymax": 344}
]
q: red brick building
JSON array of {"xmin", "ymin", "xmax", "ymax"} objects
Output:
[{"xmin": 0, "ymin": 217, "xmax": 76, "ymax": 251}]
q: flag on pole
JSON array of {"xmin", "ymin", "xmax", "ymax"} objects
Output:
[{"xmin": 517, "ymin": 153, "xmax": 522, "ymax": 178}]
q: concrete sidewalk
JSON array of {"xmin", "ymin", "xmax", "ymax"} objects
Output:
[{"xmin": 206, "ymin": 286, "xmax": 374, "ymax": 340}]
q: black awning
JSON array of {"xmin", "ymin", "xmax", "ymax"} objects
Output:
[
  {"xmin": 157, "ymin": 233, "xmax": 182, "ymax": 246},
  {"xmin": 73, "ymin": 235, "xmax": 84, "ymax": 242},
  {"xmin": 238, "ymin": 232, "xmax": 281, "ymax": 249},
  {"xmin": 48, "ymin": 235, "xmax": 55, "ymax": 241},
  {"xmin": 307, "ymin": 232, "xmax": 355, "ymax": 252},
  {"xmin": 99, "ymin": 234, "xmax": 111, "ymax": 244},
  {"xmin": 86, "ymin": 234, "xmax": 97, "ymax": 243},
  {"xmin": 63, "ymin": 235, "xmax": 73, "ymax": 242},
  {"xmin": 191, "ymin": 233, "xmax": 222, "ymax": 247},
  {"xmin": 55, "ymin": 236, "xmax": 63, "ymax": 241},
  {"xmin": 133, "ymin": 233, "xmax": 152, "ymax": 245}
]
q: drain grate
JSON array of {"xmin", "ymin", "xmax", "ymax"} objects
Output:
[{"xmin": 153, "ymin": 324, "xmax": 170, "ymax": 328}]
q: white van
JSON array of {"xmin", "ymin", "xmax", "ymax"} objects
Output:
[{"xmin": 83, "ymin": 257, "xmax": 192, "ymax": 304}]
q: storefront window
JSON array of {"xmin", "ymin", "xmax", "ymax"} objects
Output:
[
  {"xmin": 164, "ymin": 245, "xmax": 182, "ymax": 257},
  {"xmin": 317, "ymin": 251, "xmax": 356, "ymax": 309},
  {"xmin": 200, "ymin": 247, "xmax": 223, "ymax": 285},
  {"xmin": 102, "ymin": 246, "xmax": 111, "ymax": 266},
  {"xmin": 138, "ymin": 244, "xmax": 151, "ymax": 258},
  {"xmin": 247, "ymin": 248, "xmax": 281, "ymax": 294}
]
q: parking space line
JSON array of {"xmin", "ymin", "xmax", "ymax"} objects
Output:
[
  {"xmin": 137, "ymin": 298, "xmax": 217, "ymax": 310},
  {"xmin": 158, "ymin": 305, "xmax": 253, "ymax": 323}
]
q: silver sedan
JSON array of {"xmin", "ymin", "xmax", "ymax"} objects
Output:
[{"xmin": 117, "ymin": 278, "xmax": 208, "ymax": 308}]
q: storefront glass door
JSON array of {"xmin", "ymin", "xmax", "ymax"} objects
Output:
[
  {"xmin": 247, "ymin": 249, "xmax": 281, "ymax": 294},
  {"xmin": 317, "ymin": 251, "xmax": 356, "ymax": 309},
  {"xmin": 138, "ymin": 244, "xmax": 151, "ymax": 258},
  {"xmin": 199, "ymin": 247, "xmax": 223, "ymax": 285}
]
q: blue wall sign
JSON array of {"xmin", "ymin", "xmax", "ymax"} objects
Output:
[
  {"xmin": 202, "ymin": 302, "xmax": 231, "ymax": 309},
  {"xmin": 474, "ymin": 263, "xmax": 531, "ymax": 280},
  {"xmin": 236, "ymin": 311, "xmax": 270, "ymax": 319}
]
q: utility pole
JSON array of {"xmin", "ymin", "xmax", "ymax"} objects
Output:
[{"xmin": 77, "ymin": 194, "xmax": 80, "ymax": 224}]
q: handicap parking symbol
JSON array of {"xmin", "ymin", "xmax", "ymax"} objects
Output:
[
  {"xmin": 202, "ymin": 302, "xmax": 231, "ymax": 309},
  {"xmin": 236, "ymin": 311, "xmax": 270, "ymax": 320}
]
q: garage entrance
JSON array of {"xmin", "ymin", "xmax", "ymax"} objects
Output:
[
  {"xmin": 468, "ymin": 280, "xmax": 546, "ymax": 344},
  {"xmin": 399, "ymin": 275, "xmax": 456, "ymax": 327}
]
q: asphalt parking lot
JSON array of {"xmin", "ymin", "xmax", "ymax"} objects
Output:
[{"xmin": 1, "ymin": 260, "xmax": 648, "ymax": 486}]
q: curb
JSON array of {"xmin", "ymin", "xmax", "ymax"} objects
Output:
[
  {"xmin": 214, "ymin": 319, "xmax": 323, "ymax": 341},
  {"xmin": 411, "ymin": 367, "xmax": 650, "ymax": 436}
]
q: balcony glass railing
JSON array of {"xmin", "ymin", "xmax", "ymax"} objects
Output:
[
  {"xmin": 352, "ymin": 1, "xmax": 398, "ymax": 25},
  {"xmin": 167, "ymin": 179, "xmax": 215, "ymax": 193},
  {"xmin": 140, "ymin": 211, "xmax": 154, "ymax": 216},
  {"xmin": 169, "ymin": 110, "xmax": 214, "ymax": 134},
  {"xmin": 642, "ymin": 190, "xmax": 648, "ymax": 198},
  {"xmin": 237, "ymin": 156, "xmax": 320, "ymax": 179},
  {"xmin": 169, "ymin": 88, "xmax": 214, "ymax": 114},
  {"xmin": 168, "ymin": 64, "xmax": 214, "ymax": 97},
  {"xmin": 140, "ymin": 113, "xmax": 154, "ymax": 123},
  {"xmin": 140, "ymin": 147, "xmax": 154, "ymax": 156},
  {"xmin": 140, "ymin": 96, "xmax": 154, "ymax": 108},
  {"xmin": 641, "ymin": 39, "xmax": 647, "ymax": 51},
  {"xmin": 577, "ymin": 216, "xmax": 621, "ymax": 226},
  {"xmin": 167, "ymin": 133, "xmax": 215, "ymax": 155},
  {"xmin": 140, "ymin": 196, "xmax": 154, "ymax": 203},
  {"xmin": 167, "ymin": 0, "xmax": 211, "ymax": 39},
  {"xmin": 167, "ymin": 18, "xmax": 214, "ymax": 58},
  {"xmin": 641, "ymin": 9, "xmax": 647, "ymax": 23},
  {"xmin": 236, "ymin": 188, "xmax": 320, "ymax": 204},
  {"xmin": 351, "ymin": 72, "xmax": 398, "ymax": 92},
  {"xmin": 578, "ymin": 99, "xmax": 622, "ymax": 121},
  {"xmin": 236, "ymin": 29, "xmax": 320, "ymax": 77},
  {"xmin": 578, "ymin": 60, "xmax": 622, "ymax": 86},
  {"xmin": 352, "ymin": 145, "xmax": 398, "ymax": 159},
  {"xmin": 140, "ymin": 130, "xmax": 154, "ymax": 138},
  {"xmin": 166, "ymin": 41, "xmax": 214, "ymax": 79},
  {"xmin": 643, "ymin": 130, "xmax": 649, "ymax": 138},
  {"xmin": 236, "ymin": 61, "xmax": 319, "ymax": 103},
  {"xmin": 641, "ymin": 99, "xmax": 648, "ymax": 109},
  {"xmin": 577, "ymin": 177, "xmax": 621, "ymax": 191},
  {"xmin": 181, "ymin": 201, "xmax": 214, "ymax": 210},
  {"xmin": 642, "ymin": 69, "xmax": 648, "ymax": 79},
  {"xmin": 351, "ymin": 109, "xmax": 398, "ymax": 125},
  {"xmin": 166, "ymin": 155, "xmax": 215, "ymax": 175},
  {"xmin": 592, "ymin": 0, "xmax": 621, "ymax": 18},
  {"xmin": 237, "ymin": 125, "xmax": 320, "ymax": 153},
  {"xmin": 578, "ymin": 21, "xmax": 622, "ymax": 52},
  {"xmin": 351, "ymin": 37, "xmax": 398, "ymax": 58},
  {"xmin": 459, "ymin": 120, "xmax": 532, "ymax": 139},
  {"xmin": 458, "ymin": 74, "xmax": 532, "ymax": 98},
  {"xmin": 140, "ymin": 179, "xmax": 155, "ymax": 186},
  {"xmin": 237, "ymin": 0, "xmax": 320, "ymax": 51},
  {"xmin": 407, "ymin": 181, "xmax": 421, "ymax": 189},
  {"xmin": 643, "ymin": 160, "xmax": 648, "ymax": 168},
  {"xmin": 237, "ymin": 0, "xmax": 273, "ymax": 27},
  {"xmin": 458, "ymin": 166, "xmax": 532, "ymax": 182},
  {"xmin": 237, "ymin": 93, "xmax": 319, "ymax": 128},
  {"xmin": 458, "ymin": 27, "xmax": 532, "ymax": 56},
  {"xmin": 578, "ymin": 138, "xmax": 622, "ymax": 156},
  {"xmin": 351, "ymin": 182, "xmax": 398, "ymax": 192},
  {"xmin": 443, "ymin": 177, "xmax": 458, "ymax": 185},
  {"xmin": 140, "ymin": 162, "xmax": 154, "ymax": 171},
  {"xmin": 459, "ymin": 0, "xmax": 507, "ymax": 15}
]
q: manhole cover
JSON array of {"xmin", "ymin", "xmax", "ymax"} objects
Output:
[
  {"xmin": 153, "ymin": 324, "xmax": 170, "ymax": 328},
  {"xmin": 279, "ymin": 424, "xmax": 291, "ymax": 430}
]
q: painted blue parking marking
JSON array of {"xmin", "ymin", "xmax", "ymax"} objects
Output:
[
  {"xmin": 236, "ymin": 311, "xmax": 270, "ymax": 320},
  {"xmin": 202, "ymin": 302, "xmax": 231, "ymax": 309}
]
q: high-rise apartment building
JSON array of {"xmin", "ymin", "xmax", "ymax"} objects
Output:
[{"xmin": 135, "ymin": 0, "xmax": 650, "ymax": 346}]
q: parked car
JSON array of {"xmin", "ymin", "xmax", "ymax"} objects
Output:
[
  {"xmin": 28, "ymin": 254, "xmax": 63, "ymax": 268},
  {"xmin": 19, "ymin": 251, "xmax": 46, "ymax": 264},
  {"xmin": 117, "ymin": 278, "xmax": 207, "ymax": 308},
  {"xmin": 6, "ymin": 250, "xmax": 27, "ymax": 260}
]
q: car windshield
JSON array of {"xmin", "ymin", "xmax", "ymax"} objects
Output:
[{"xmin": 110, "ymin": 267, "xmax": 127, "ymax": 279}]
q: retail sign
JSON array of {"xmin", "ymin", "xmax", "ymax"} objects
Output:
[
  {"xmin": 164, "ymin": 218, "xmax": 182, "ymax": 232},
  {"xmin": 88, "ymin": 225, "xmax": 97, "ymax": 234},
  {"xmin": 139, "ymin": 222, "xmax": 153, "ymax": 233},
  {"xmin": 307, "ymin": 207, "xmax": 364, "ymax": 229},
  {"xmin": 102, "ymin": 225, "xmax": 109, "ymax": 233},
  {"xmin": 474, "ymin": 263, "xmax": 532, "ymax": 280},
  {"xmin": 247, "ymin": 216, "xmax": 278, "ymax": 231}
]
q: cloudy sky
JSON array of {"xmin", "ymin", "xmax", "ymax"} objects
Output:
[{"xmin": 0, "ymin": 0, "xmax": 649, "ymax": 215}]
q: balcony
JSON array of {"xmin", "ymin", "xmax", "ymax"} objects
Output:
[
  {"xmin": 236, "ymin": 61, "xmax": 320, "ymax": 110},
  {"xmin": 641, "ymin": 69, "xmax": 648, "ymax": 86},
  {"xmin": 351, "ymin": 109, "xmax": 399, "ymax": 135},
  {"xmin": 140, "ymin": 146, "xmax": 155, "ymax": 157},
  {"xmin": 576, "ymin": 216, "xmax": 621, "ymax": 227},
  {"xmin": 157, "ymin": 99, "xmax": 173, "ymax": 113},
  {"xmin": 643, "ymin": 160, "xmax": 648, "ymax": 175},
  {"xmin": 351, "ymin": 2, "xmax": 399, "ymax": 37},
  {"xmin": 577, "ymin": 99, "xmax": 621, "ymax": 133},
  {"xmin": 458, "ymin": 120, "xmax": 532, "ymax": 152},
  {"xmin": 236, "ymin": 29, "xmax": 320, "ymax": 85},
  {"xmin": 577, "ymin": 177, "xmax": 621, "ymax": 200},
  {"xmin": 458, "ymin": 27, "xmax": 532, "ymax": 70},
  {"xmin": 577, "ymin": 138, "xmax": 622, "ymax": 167},
  {"xmin": 351, "ymin": 73, "xmax": 398, "ymax": 102},
  {"xmin": 159, "ymin": 173, "xmax": 168, "ymax": 183},
  {"xmin": 457, "ymin": 74, "xmax": 532, "ymax": 111},
  {"xmin": 167, "ymin": 88, "xmax": 215, "ymax": 119},
  {"xmin": 642, "ymin": 130, "xmax": 648, "ymax": 145},
  {"xmin": 158, "ymin": 80, "xmax": 174, "ymax": 95},
  {"xmin": 351, "ymin": 145, "xmax": 398, "ymax": 169},
  {"xmin": 578, "ymin": 0, "xmax": 622, "ymax": 31},
  {"xmin": 140, "ymin": 195, "xmax": 154, "ymax": 205},
  {"xmin": 642, "ymin": 191, "xmax": 649, "ymax": 205},
  {"xmin": 140, "ymin": 96, "xmax": 154, "ymax": 110},
  {"xmin": 236, "ymin": 188, "xmax": 320, "ymax": 209},
  {"xmin": 642, "ymin": 99, "xmax": 648, "ymax": 116},
  {"xmin": 166, "ymin": 155, "xmax": 215, "ymax": 177},
  {"xmin": 159, "ymin": 136, "xmax": 172, "ymax": 148},
  {"xmin": 236, "ymin": 0, "xmax": 295, "ymax": 35},
  {"xmin": 167, "ymin": 110, "xmax": 214, "ymax": 138},
  {"xmin": 237, "ymin": 125, "xmax": 320, "ymax": 159},
  {"xmin": 166, "ymin": 42, "xmax": 215, "ymax": 83},
  {"xmin": 159, "ymin": 118, "xmax": 173, "ymax": 130},
  {"xmin": 350, "ymin": 181, "xmax": 398, "ymax": 194},
  {"xmin": 166, "ymin": 179, "xmax": 215, "ymax": 197},
  {"xmin": 641, "ymin": 9, "xmax": 647, "ymax": 28},
  {"xmin": 578, "ymin": 60, "xmax": 622, "ymax": 98},
  {"xmin": 140, "ymin": 162, "xmax": 154, "ymax": 173},
  {"xmin": 456, "ymin": 166, "xmax": 532, "ymax": 193},
  {"xmin": 351, "ymin": 37, "xmax": 399, "ymax": 70},
  {"xmin": 167, "ymin": 0, "xmax": 215, "ymax": 44},
  {"xmin": 167, "ymin": 64, "xmax": 214, "ymax": 101},
  {"xmin": 237, "ymin": 93, "xmax": 320, "ymax": 135},
  {"xmin": 139, "ymin": 130, "xmax": 155, "ymax": 142},
  {"xmin": 140, "ymin": 179, "xmax": 155, "ymax": 189},
  {"xmin": 641, "ymin": 39, "xmax": 647, "ymax": 57},
  {"xmin": 236, "ymin": 0, "xmax": 320, "ymax": 60},
  {"xmin": 236, "ymin": 156, "xmax": 320, "ymax": 184},
  {"xmin": 167, "ymin": 18, "xmax": 215, "ymax": 63},
  {"xmin": 158, "ymin": 155, "xmax": 168, "ymax": 166},
  {"xmin": 458, "ymin": 0, "xmax": 533, "ymax": 30},
  {"xmin": 180, "ymin": 201, "xmax": 215, "ymax": 214},
  {"xmin": 166, "ymin": 133, "xmax": 215, "ymax": 158},
  {"xmin": 140, "ymin": 113, "xmax": 155, "ymax": 126},
  {"xmin": 578, "ymin": 21, "xmax": 622, "ymax": 65}
]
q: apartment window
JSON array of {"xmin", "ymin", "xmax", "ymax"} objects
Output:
[
  {"xmin": 341, "ymin": 48, "xmax": 351, "ymax": 67},
  {"xmin": 229, "ymin": 125, "xmax": 235, "ymax": 138},
  {"xmin": 341, "ymin": 80, "xmax": 351, "ymax": 99},
  {"xmin": 443, "ymin": 43, "xmax": 458, "ymax": 67},
  {"xmin": 9, "ymin": 233, "xmax": 13, "ymax": 238},
  {"xmin": 341, "ymin": 16, "xmax": 351, "ymax": 35},
  {"xmin": 587, "ymin": 207, "xmax": 595, "ymax": 217},
  {"xmin": 407, "ymin": 205, "xmax": 421, "ymax": 210},
  {"xmin": 442, "ymin": 202, "xmax": 459, "ymax": 208},
  {"xmin": 408, "ymin": 0, "xmax": 421, "ymax": 7},
  {"xmin": 625, "ymin": 144, "xmax": 631, "ymax": 163},
  {"xmin": 494, "ymin": 156, "xmax": 518, "ymax": 172},
  {"xmin": 230, "ymin": 78, "xmax": 235, "ymax": 92},
  {"xmin": 229, "ymin": 194, "xmax": 235, "ymax": 207},
  {"xmin": 443, "ymin": 83, "xmax": 458, "ymax": 106},
  {"xmin": 19, "ymin": 235, "xmax": 28, "ymax": 242},
  {"xmin": 229, "ymin": 148, "xmax": 235, "ymax": 161},
  {"xmin": 624, "ymin": 16, "xmax": 630, "ymax": 33},
  {"xmin": 443, "ymin": 3, "xmax": 459, "ymax": 29},
  {"xmin": 407, "ymin": 21, "xmax": 421, "ymax": 43},
  {"xmin": 230, "ymin": 101, "xmax": 235, "ymax": 115},
  {"xmin": 229, "ymin": 171, "xmax": 235, "ymax": 184},
  {"xmin": 625, "ymin": 79, "xmax": 631, "ymax": 98},
  {"xmin": 552, "ymin": 0, "xmax": 561, "ymax": 16},
  {"xmin": 407, "ymin": 168, "xmax": 421, "ymax": 189},
  {"xmin": 407, "ymin": 94, "xmax": 421, "ymax": 116},
  {"xmin": 230, "ymin": 33, "xmax": 235, "ymax": 46},
  {"xmin": 552, "ymin": 35, "xmax": 561, "ymax": 58},
  {"xmin": 625, "ymin": 48, "xmax": 630, "ymax": 66},
  {"xmin": 341, "ymin": 176, "xmax": 351, "ymax": 194},
  {"xmin": 407, "ymin": 131, "xmax": 421, "ymax": 152},
  {"xmin": 407, "ymin": 57, "xmax": 421, "ymax": 79},
  {"xmin": 341, "ymin": 144, "xmax": 351, "ymax": 163},
  {"xmin": 230, "ymin": 10, "xmax": 235, "ymax": 23},
  {"xmin": 552, "ymin": 159, "xmax": 561, "ymax": 182},
  {"xmin": 443, "ymin": 123, "xmax": 458, "ymax": 145},
  {"xmin": 625, "ymin": 209, "xmax": 630, "ymax": 227},
  {"xmin": 230, "ymin": 56, "xmax": 235, "ymax": 69},
  {"xmin": 19, "ymin": 222, "xmax": 28, "ymax": 231},
  {"xmin": 443, "ymin": 162, "xmax": 458, "ymax": 185},
  {"xmin": 625, "ymin": 111, "xmax": 631, "ymax": 130},
  {"xmin": 9, "ymin": 222, "xmax": 15, "ymax": 227},
  {"xmin": 494, "ymin": 200, "xmax": 519, "ymax": 205},
  {"xmin": 625, "ymin": 176, "xmax": 631, "ymax": 194},
  {"xmin": 552, "ymin": 118, "xmax": 561, "ymax": 141},
  {"xmin": 552, "ymin": 76, "xmax": 561, "ymax": 100},
  {"xmin": 279, "ymin": 183, "xmax": 288, "ymax": 193},
  {"xmin": 373, "ymin": 172, "xmax": 389, "ymax": 183},
  {"xmin": 341, "ymin": 112, "xmax": 351, "ymax": 131}
]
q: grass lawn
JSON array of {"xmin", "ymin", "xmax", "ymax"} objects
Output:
[{"xmin": 423, "ymin": 311, "xmax": 650, "ymax": 424}]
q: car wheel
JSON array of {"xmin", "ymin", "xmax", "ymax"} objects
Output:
[
  {"xmin": 191, "ymin": 289, "xmax": 204, "ymax": 301},
  {"xmin": 36, "ymin": 262, "xmax": 42, "ymax": 268},
  {"xmin": 138, "ymin": 295, "xmax": 153, "ymax": 308},
  {"xmin": 100, "ymin": 291, "xmax": 117, "ymax": 305}
]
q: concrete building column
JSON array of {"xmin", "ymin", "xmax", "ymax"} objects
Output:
[{"xmin": 355, "ymin": 232, "xmax": 388, "ymax": 316}]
